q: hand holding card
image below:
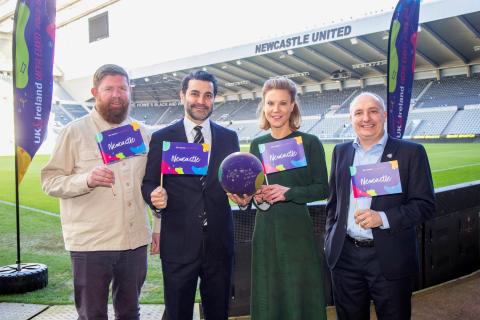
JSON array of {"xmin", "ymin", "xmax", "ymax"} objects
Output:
[{"xmin": 95, "ymin": 121, "xmax": 147, "ymax": 196}]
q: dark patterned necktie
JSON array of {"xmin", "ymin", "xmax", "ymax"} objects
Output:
[
  {"xmin": 193, "ymin": 125, "xmax": 207, "ymax": 226},
  {"xmin": 193, "ymin": 126, "xmax": 206, "ymax": 189}
]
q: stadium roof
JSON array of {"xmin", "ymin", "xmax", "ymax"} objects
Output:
[
  {"xmin": 0, "ymin": 0, "xmax": 123, "ymax": 75},
  {"xmin": 130, "ymin": 0, "xmax": 480, "ymax": 103},
  {"xmin": 0, "ymin": 0, "xmax": 122, "ymax": 33}
]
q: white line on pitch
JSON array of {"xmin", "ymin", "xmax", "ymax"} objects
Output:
[
  {"xmin": 432, "ymin": 163, "xmax": 480, "ymax": 173},
  {"xmin": 0, "ymin": 200, "xmax": 59, "ymax": 217}
]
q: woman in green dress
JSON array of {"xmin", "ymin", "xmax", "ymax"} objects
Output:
[{"xmin": 230, "ymin": 77, "xmax": 328, "ymax": 319}]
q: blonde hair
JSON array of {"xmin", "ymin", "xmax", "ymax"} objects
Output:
[{"xmin": 257, "ymin": 77, "xmax": 302, "ymax": 130}]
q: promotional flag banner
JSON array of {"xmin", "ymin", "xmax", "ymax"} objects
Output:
[
  {"xmin": 258, "ymin": 136, "xmax": 307, "ymax": 174},
  {"xmin": 95, "ymin": 121, "xmax": 147, "ymax": 164},
  {"xmin": 350, "ymin": 160, "xmax": 403, "ymax": 198},
  {"xmin": 387, "ymin": 0, "xmax": 420, "ymax": 139},
  {"xmin": 13, "ymin": 0, "xmax": 56, "ymax": 183},
  {"xmin": 161, "ymin": 141, "xmax": 209, "ymax": 175}
]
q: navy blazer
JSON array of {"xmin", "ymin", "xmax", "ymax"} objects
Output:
[
  {"xmin": 142, "ymin": 120, "xmax": 240, "ymax": 264},
  {"xmin": 325, "ymin": 137, "xmax": 436, "ymax": 279}
]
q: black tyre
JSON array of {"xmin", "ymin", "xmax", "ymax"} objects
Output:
[{"xmin": 0, "ymin": 263, "xmax": 48, "ymax": 294}]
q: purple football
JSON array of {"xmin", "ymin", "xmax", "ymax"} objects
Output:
[{"xmin": 218, "ymin": 152, "xmax": 265, "ymax": 195}]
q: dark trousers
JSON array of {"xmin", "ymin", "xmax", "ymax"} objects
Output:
[
  {"xmin": 331, "ymin": 240, "xmax": 413, "ymax": 320},
  {"xmin": 70, "ymin": 245, "xmax": 148, "ymax": 320},
  {"xmin": 161, "ymin": 233, "xmax": 232, "ymax": 320}
]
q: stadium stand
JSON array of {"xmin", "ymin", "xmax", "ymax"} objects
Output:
[
  {"xmin": 130, "ymin": 106, "xmax": 166, "ymax": 125},
  {"xmin": 301, "ymin": 117, "xmax": 322, "ymax": 132},
  {"xmin": 338, "ymin": 79, "xmax": 433, "ymax": 114},
  {"xmin": 32, "ymin": 1, "xmax": 477, "ymax": 145},
  {"xmin": 443, "ymin": 105, "xmax": 480, "ymax": 134},
  {"xmin": 302, "ymin": 88, "xmax": 358, "ymax": 115},
  {"xmin": 43, "ymin": 72, "xmax": 480, "ymax": 143},
  {"xmin": 338, "ymin": 87, "xmax": 381, "ymax": 114},
  {"xmin": 51, "ymin": 104, "xmax": 73, "ymax": 126},
  {"xmin": 42, "ymin": 74, "xmax": 480, "ymax": 143},
  {"xmin": 411, "ymin": 79, "xmax": 433, "ymax": 101},
  {"xmin": 123, "ymin": 74, "xmax": 480, "ymax": 142},
  {"xmin": 227, "ymin": 121, "xmax": 263, "ymax": 142},
  {"xmin": 230, "ymin": 99, "xmax": 261, "ymax": 121},
  {"xmin": 309, "ymin": 114, "xmax": 350, "ymax": 139},
  {"xmin": 408, "ymin": 107, "xmax": 457, "ymax": 136},
  {"xmin": 210, "ymin": 101, "xmax": 227, "ymax": 120},
  {"xmin": 212, "ymin": 100, "xmax": 250, "ymax": 121},
  {"xmin": 415, "ymin": 75, "xmax": 480, "ymax": 108},
  {"xmin": 62, "ymin": 103, "xmax": 89, "ymax": 118},
  {"xmin": 151, "ymin": 105, "xmax": 184, "ymax": 125}
]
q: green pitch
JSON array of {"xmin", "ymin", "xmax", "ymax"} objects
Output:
[
  {"xmin": 0, "ymin": 143, "xmax": 479, "ymax": 304},
  {"xmin": 240, "ymin": 143, "xmax": 480, "ymax": 188}
]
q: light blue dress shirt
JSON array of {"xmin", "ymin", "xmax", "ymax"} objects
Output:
[{"xmin": 347, "ymin": 131, "xmax": 390, "ymax": 240}]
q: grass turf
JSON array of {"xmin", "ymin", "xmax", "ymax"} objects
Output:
[{"xmin": 0, "ymin": 143, "xmax": 479, "ymax": 304}]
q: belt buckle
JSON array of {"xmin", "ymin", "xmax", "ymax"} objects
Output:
[
  {"xmin": 347, "ymin": 235, "xmax": 372, "ymax": 248},
  {"xmin": 353, "ymin": 238, "xmax": 361, "ymax": 247},
  {"xmin": 357, "ymin": 238, "xmax": 373, "ymax": 248}
]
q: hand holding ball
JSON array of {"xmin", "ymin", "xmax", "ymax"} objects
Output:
[{"xmin": 218, "ymin": 152, "xmax": 265, "ymax": 196}]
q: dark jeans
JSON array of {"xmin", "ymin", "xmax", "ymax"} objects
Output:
[
  {"xmin": 331, "ymin": 240, "xmax": 413, "ymax": 320},
  {"xmin": 70, "ymin": 245, "xmax": 148, "ymax": 320}
]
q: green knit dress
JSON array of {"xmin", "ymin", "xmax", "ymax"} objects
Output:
[{"xmin": 249, "ymin": 131, "xmax": 328, "ymax": 320}]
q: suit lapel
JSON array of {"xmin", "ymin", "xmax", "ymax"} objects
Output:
[
  {"xmin": 205, "ymin": 122, "xmax": 220, "ymax": 187},
  {"xmin": 342, "ymin": 143, "xmax": 356, "ymax": 209},
  {"xmin": 372, "ymin": 137, "xmax": 399, "ymax": 207},
  {"xmin": 332, "ymin": 143, "xmax": 356, "ymax": 228},
  {"xmin": 170, "ymin": 120, "xmax": 188, "ymax": 142},
  {"xmin": 380, "ymin": 137, "xmax": 399, "ymax": 163}
]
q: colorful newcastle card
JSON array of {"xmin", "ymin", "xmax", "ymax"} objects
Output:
[
  {"xmin": 258, "ymin": 136, "xmax": 307, "ymax": 174},
  {"xmin": 95, "ymin": 121, "xmax": 147, "ymax": 164},
  {"xmin": 350, "ymin": 160, "xmax": 402, "ymax": 198},
  {"xmin": 161, "ymin": 141, "xmax": 209, "ymax": 175}
]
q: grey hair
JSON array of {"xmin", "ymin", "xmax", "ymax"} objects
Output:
[{"xmin": 349, "ymin": 92, "xmax": 386, "ymax": 114}]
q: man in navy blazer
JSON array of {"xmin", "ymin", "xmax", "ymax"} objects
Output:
[
  {"xmin": 325, "ymin": 92, "xmax": 435, "ymax": 320},
  {"xmin": 142, "ymin": 71, "xmax": 239, "ymax": 320}
]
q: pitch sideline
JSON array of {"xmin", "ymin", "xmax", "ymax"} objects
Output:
[{"xmin": 0, "ymin": 200, "xmax": 59, "ymax": 217}]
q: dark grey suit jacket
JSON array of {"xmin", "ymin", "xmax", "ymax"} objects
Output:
[{"xmin": 325, "ymin": 137, "xmax": 436, "ymax": 279}]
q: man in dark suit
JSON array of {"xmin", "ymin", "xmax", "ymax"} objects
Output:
[
  {"xmin": 142, "ymin": 71, "xmax": 239, "ymax": 320},
  {"xmin": 325, "ymin": 92, "xmax": 435, "ymax": 320}
]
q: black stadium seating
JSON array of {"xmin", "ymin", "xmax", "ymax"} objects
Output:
[{"xmin": 48, "ymin": 75, "xmax": 480, "ymax": 141}]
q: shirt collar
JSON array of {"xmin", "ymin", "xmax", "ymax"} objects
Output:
[
  {"xmin": 183, "ymin": 116, "xmax": 211, "ymax": 135},
  {"xmin": 352, "ymin": 130, "xmax": 388, "ymax": 151}
]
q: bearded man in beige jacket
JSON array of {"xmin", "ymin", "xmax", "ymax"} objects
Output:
[{"xmin": 42, "ymin": 64, "xmax": 164, "ymax": 320}]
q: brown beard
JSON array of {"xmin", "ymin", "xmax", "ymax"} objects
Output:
[{"xmin": 95, "ymin": 100, "xmax": 130, "ymax": 124}]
